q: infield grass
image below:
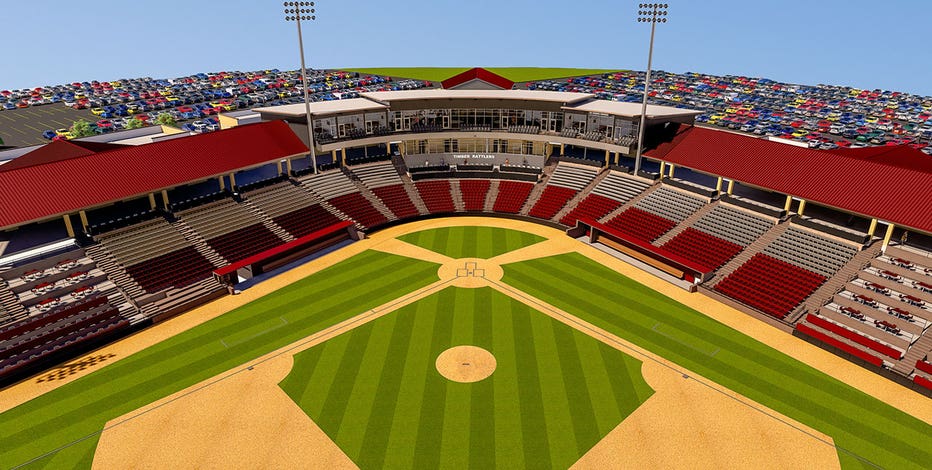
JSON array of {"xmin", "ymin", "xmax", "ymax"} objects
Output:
[
  {"xmin": 0, "ymin": 251, "xmax": 440, "ymax": 469},
  {"xmin": 280, "ymin": 287, "xmax": 652, "ymax": 469},
  {"xmin": 501, "ymin": 252, "xmax": 932, "ymax": 470},
  {"xmin": 397, "ymin": 226, "xmax": 545, "ymax": 259},
  {"xmin": 342, "ymin": 67, "xmax": 622, "ymax": 83}
]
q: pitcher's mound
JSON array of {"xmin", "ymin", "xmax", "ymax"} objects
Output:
[{"xmin": 435, "ymin": 346, "xmax": 496, "ymax": 383}]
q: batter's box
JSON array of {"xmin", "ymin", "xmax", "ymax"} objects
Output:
[
  {"xmin": 473, "ymin": 269, "xmax": 485, "ymax": 277},
  {"xmin": 457, "ymin": 268, "xmax": 469, "ymax": 277}
]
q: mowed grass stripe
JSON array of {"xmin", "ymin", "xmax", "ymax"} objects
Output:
[
  {"xmin": 529, "ymin": 309, "xmax": 579, "ymax": 465},
  {"xmin": 573, "ymin": 332, "xmax": 625, "ymax": 432},
  {"xmin": 378, "ymin": 295, "xmax": 440, "ymax": 469},
  {"xmin": 315, "ymin": 327, "xmax": 376, "ymax": 436},
  {"xmin": 469, "ymin": 291, "xmax": 496, "ymax": 470},
  {"xmin": 511, "ymin": 303, "xmax": 553, "ymax": 469},
  {"xmin": 398, "ymin": 226, "xmax": 545, "ymax": 259},
  {"xmin": 411, "ymin": 289, "xmax": 457, "ymax": 469},
  {"xmin": 551, "ymin": 325, "xmax": 602, "ymax": 456},
  {"xmin": 439, "ymin": 289, "xmax": 477, "ymax": 468},
  {"xmin": 334, "ymin": 313, "xmax": 400, "ymax": 453},
  {"xmin": 1, "ymin": 252, "xmax": 439, "ymax": 468},
  {"xmin": 491, "ymin": 291, "xmax": 525, "ymax": 468},
  {"xmin": 503, "ymin": 253, "xmax": 932, "ymax": 469},
  {"xmin": 354, "ymin": 303, "xmax": 418, "ymax": 469}
]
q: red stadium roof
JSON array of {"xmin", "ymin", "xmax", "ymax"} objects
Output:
[
  {"xmin": 441, "ymin": 67, "xmax": 515, "ymax": 90},
  {"xmin": 0, "ymin": 121, "xmax": 307, "ymax": 229},
  {"xmin": 647, "ymin": 126, "xmax": 932, "ymax": 234}
]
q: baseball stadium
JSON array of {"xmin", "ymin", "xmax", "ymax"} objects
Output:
[{"xmin": 0, "ymin": 62, "xmax": 931, "ymax": 470}]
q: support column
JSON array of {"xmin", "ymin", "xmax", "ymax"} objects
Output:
[
  {"xmin": 797, "ymin": 199, "xmax": 807, "ymax": 216},
  {"xmin": 63, "ymin": 214, "xmax": 75, "ymax": 238},
  {"xmin": 79, "ymin": 210, "xmax": 89, "ymax": 231},
  {"xmin": 218, "ymin": 176, "xmax": 226, "ymax": 191},
  {"xmin": 613, "ymin": 151, "xmax": 620, "ymax": 165},
  {"xmin": 341, "ymin": 148, "xmax": 347, "ymax": 166},
  {"xmin": 559, "ymin": 143, "xmax": 565, "ymax": 156},
  {"xmin": 604, "ymin": 149, "xmax": 610, "ymax": 166},
  {"xmin": 668, "ymin": 164, "xmax": 675, "ymax": 178},
  {"xmin": 715, "ymin": 176, "xmax": 723, "ymax": 192},
  {"xmin": 331, "ymin": 150, "xmax": 338, "ymax": 166},
  {"xmin": 161, "ymin": 190, "xmax": 169, "ymax": 208},
  {"xmin": 727, "ymin": 179, "xmax": 735, "ymax": 195},
  {"xmin": 882, "ymin": 223, "xmax": 895, "ymax": 252},
  {"xmin": 148, "ymin": 193, "xmax": 157, "ymax": 210},
  {"xmin": 285, "ymin": 158, "xmax": 293, "ymax": 175},
  {"xmin": 659, "ymin": 161, "xmax": 666, "ymax": 177},
  {"xmin": 867, "ymin": 218, "xmax": 878, "ymax": 237},
  {"xmin": 784, "ymin": 195, "xmax": 793, "ymax": 212},
  {"xmin": 229, "ymin": 173, "xmax": 237, "ymax": 189},
  {"xmin": 386, "ymin": 142, "xmax": 391, "ymax": 155}
]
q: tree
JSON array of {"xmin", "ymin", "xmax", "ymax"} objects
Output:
[
  {"xmin": 126, "ymin": 117, "xmax": 145, "ymax": 129},
  {"xmin": 70, "ymin": 119, "xmax": 96, "ymax": 138},
  {"xmin": 155, "ymin": 113, "xmax": 177, "ymax": 127}
]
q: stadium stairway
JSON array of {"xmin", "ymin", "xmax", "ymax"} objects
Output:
[
  {"xmin": 399, "ymin": 173, "xmax": 430, "ymax": 215},
  {"xmin": 518, "ymin": 161, "xmax": 558, "ymax": 216},
  {"xmin": 449, "ymin": 180, "xmax": 466, "ymax": 212},
  {"xmin": 597, "ymin": 180, "xmax": 661, "ymax": 223},
  {"xmin": 904, "ymin": 335, "xmax": 932, "ymax": 376},
  {"xmin": 708, "ymin": 220, "xmax": 792, "ymax": 285},
  {"xmin": 798, "ymin": 243, "xmax": 882, "ymax": 320},
  {"xmin": 340, "ymin": 168, "xmax": 398, "ymax": 222},
  {"xmin": 483, "ymin": 180, "xmax": 500, "ymax": 212},
  {"xmin": 168, "ymin": 219, "xmax": 228, "ymax": 268},
  {"xmin": 83, "ymin": 244, "xmax": 145, "ymax": 301},
  {"xmin": 0, "ymin": 284, "xmax": 26, "ymax": 321},
  {"xmin": 237, "ymin": 198, "xmax": 296, "ymax": 242},
  {"xmin": 551, "ymin": 169, "xmax": 610, "ymax": 224},
  {"xmin": 652, "ymin": 200, "xmax": 719, "ymax": 246}
]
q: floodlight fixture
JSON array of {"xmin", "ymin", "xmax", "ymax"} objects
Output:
[
  {"xmin": 284, "ymin": 2, "xmax": 319, "ymax": 172},
  {"xmin": 634, "ymin": 3, "xmax": 669, "ymax": 175}
]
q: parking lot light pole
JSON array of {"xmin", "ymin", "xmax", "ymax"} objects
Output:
[
  {"xmin": 634, "ymin": 3, "xmax": 668, "ymax": 176},
  {"xmin": 284, "ymin": 1, "xmax": 318, "ymax": 173}
]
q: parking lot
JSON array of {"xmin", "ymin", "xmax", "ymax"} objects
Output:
[{"xmin": 0, "ymin": 106, "xmax": 98, "ymax": 147}]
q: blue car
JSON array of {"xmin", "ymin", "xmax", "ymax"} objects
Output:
[{"xmin": 42, "ymin": 129, "xmax": 57, "ymax": 139}]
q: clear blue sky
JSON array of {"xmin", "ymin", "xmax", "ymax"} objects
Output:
[{"xmin": 2, "ymin": 0, "xmax": 931, "ymax": 96}]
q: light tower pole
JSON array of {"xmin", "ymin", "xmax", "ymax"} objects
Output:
[
  {"xmin": 634, "ymin": 3, "xmax": 668, "ymax": 175},
  {"xmin": 284, "ymin": 1, "xmax": 318, "ymax": 173}
]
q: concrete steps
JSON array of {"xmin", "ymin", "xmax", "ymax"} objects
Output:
[
  {"xmin": 653, "ymin": 200, "xmax": 720, "ymax": 246},
  {"xmin": 84, "ymin": 244, "xmax": 145, "ymax": 301},
  {"xmin": 238, "ymin": 198, "xmax": 295, "ymax": 242},
  {"xmin": 170, "ymin": 219, "xmax": 228, "ymax": 268},
  {"xmin": 450, "ymin": 180, "xmax": 465, "ymax": 212},
  {"xmin": 801, "ymin": 242, "xmax": 883, "ymax": 316},
  {"xmin": 551, "ymin": 168, "xmax": 611, "ymax": 223},
  {"xmin": 903, "ymin": 333, "xmax": 932, "ymax": 375},
  {"xmin": 519, "ymin": 161, "xmax": 558, "ymax": 216},
  {"xmin": 0, "ymin": 283, "xmax": 27, "ymax": 322},
  {"xmin": 708, "ymin": 220, "xmax": 792, "ymax": 286},
  {"xmin": 484, "ymin": 179, "xmax": 501, "ymax": 212},
  {"xmin": 597, "ymin": 180, "xmax": 661, "ymax": 223}
]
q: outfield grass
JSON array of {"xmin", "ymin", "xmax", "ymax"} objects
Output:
[
  {"xmin": 0, "ymin": 251, "xmax": 440, "ymax": 469},
  {"xmin": 280, "ymin": 287, "xmax": 652, "ymax": 469},
  {"xmin": 397, "ymin": 226, "xmax": 545, "ymax": 259},
  {"xmin": 342, "ymin": 67, "xmax": 622, "ymax": 83},
  {"xmin": 501, "ymin": 253, "xmax": 932, "ymax": 470}
]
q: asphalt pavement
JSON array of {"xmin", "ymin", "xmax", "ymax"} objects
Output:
[{"xmin": 0, "ymin": 106, "xmax": 99, "ymax": 147}]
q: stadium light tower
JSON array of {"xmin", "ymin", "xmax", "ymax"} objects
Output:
[
  {"xmin": 634, "ymin": 3, "xmax": 668, "ymax": 176},
  {"xmin": 284, "ymin": 1, "xmax": 318, "ymax": 173}
]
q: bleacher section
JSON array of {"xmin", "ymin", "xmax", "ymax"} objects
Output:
[
  {"xmin": 96, "ymin": 218, "xmax": 216, "ymax": 293},
  {"xmin": 528, "ymin": 164, "xmax": 598, "ymax": 221},
  {"xmin": 493, "ymin": 181, "xmax": 534, "ymax": 214},
  {"xmin": 371, "ymin": 185, "xmax": 419, "ymax": 219},
  {"xmin": 177, "ymin": 200, "xmax": 285, "ymax": 264},
  {"xmin": 660, "ymin": 205, "xmax": 774, "ymax": 271},
  {"xmin": 244, "ymin": 182, "xmax": 343, "ymax": 239},
  {"xmin": 714, "ymin": 227, "xmax": 856, "ymax": 319},
  {"xmin": 349, "ymin": 162, "xmax": 404, "ymax": 189},
  {"xmin": 603, "ymin": 207, "xmax": 677, "ymax": 243},
  {"xmin": 299, "ymin": 170, "xmax": 388, "ymax": 229},
  {"xmin": 459, "ymin": 180, "xmax": 490, "ymax": 211},
  {"xmin": 415, "ymin": 180, "xmax": 456, "ymax": 214},
  {"xmin": 715, "ymin": 253, "xmax": 827, "ymax": 319},
  {"xmin": 560, "ymin": 172, "xmax": 651, "ymax": 227},
  {"xmin": 602, "ymin": 186, "xmax": 706, "ymax": 243}
]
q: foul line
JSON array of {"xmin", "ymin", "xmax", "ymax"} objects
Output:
[
  {"xmin": 12, "ymin": 278, "xmax": 456, "ymax": 470},
  {"xmin": 485, "ymin": 277, "xmax": 883, "ymax": 470}
]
